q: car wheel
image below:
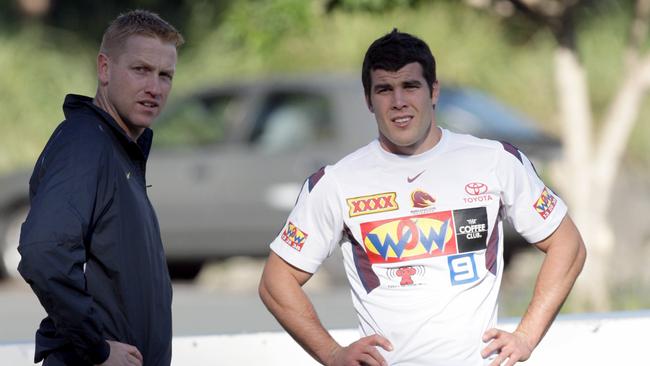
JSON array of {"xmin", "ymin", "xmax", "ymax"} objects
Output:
[{"xmin": 1, "ymin": 205, "xmax": 28, "ymax": 280}]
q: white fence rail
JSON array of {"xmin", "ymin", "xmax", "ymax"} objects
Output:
[{"xmin": 2, "ymin": 311, "xmax": 648, "ymax": 365}]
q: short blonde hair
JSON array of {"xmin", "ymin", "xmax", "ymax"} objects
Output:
[{"xmin": 100, "ymin": 9, "xmax": 184, "ymax": 56}]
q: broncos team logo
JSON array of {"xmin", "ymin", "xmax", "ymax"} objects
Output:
[
  {"xmin": 360, "ymin": 211, "xmax": 458, "ymax": 264},
  {"xmin": 411, "ymin": 189, "xmax": 436, "ymax": 208}
]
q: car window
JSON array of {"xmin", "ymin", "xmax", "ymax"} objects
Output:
[
  {"xmin": 437, "ymin": 88, "xmax": 539, "ymax": 140},
  {"xmin": 249, "ymin": 93, "xmax": 333, "ymax": 152},
  {"xmin": 154, "ymin": 95, "xmax": 238, "ymax": 148}
]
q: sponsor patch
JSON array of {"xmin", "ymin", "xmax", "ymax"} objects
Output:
[
  {"xmin": 347, "ymin": 192, "xmax": 399, "ymax": 218},
  {"xmin": 386, "ymin": 265, "xmax": 426, "ymax": 287},
  {"xmin": 534, "ymin": 187, "xmax": 557, "ymax": 219},
  {"xmin": 464, "ymin": 182, "xmax": 488, "ymax": 196},
  {"xmin": 453, "ymin": 207, "xmax": 489, "ymax": 253},
  {"xmin": 411, "ymin": 189, "xmax": 436, "ymax": 208},
  {"xmin": 281, "ymin": 221, "xmax": 308, "ymax": 251},
  {"xmin": 463, "ymin": 182, "xmax": 493, "ymax": 204},
  {"xmin": 360, "ymin": 210, "xmax": 458, "ymax": 264},
  {"xmin": 448, "ymin": 253, "xmax": 479, "ymax": 285}
]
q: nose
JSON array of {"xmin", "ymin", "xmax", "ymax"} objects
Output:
[
  {"xmin": 391, "ymin": 89, "xmax": 407, "ymax": 110},
  {"xmin": 145, "ymin": 75, "xmax": 162, "ymax": 97}
]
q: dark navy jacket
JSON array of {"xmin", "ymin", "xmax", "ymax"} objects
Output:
[{"xmin": 18, "ymin": 94, "xmax": 172, "ymax": 365}]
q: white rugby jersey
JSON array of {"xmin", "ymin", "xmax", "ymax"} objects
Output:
[{"xmin": 270, "ymin": 128, "xmax": 567, "ymax": 366}]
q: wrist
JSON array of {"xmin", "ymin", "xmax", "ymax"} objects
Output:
[
  {"xmin": 513, "ymin": 328, "xmax": 537, "ymax": 351},
  {"xmin": 322, "ymin": 342, "xmax": 343, "ymax": 366}
]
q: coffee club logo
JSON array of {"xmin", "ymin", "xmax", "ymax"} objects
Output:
[{"xmin": 463, "ymin": 182, "xmax": 493, "ymax": 204}]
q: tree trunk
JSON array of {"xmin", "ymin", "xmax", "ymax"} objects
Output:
[{"xmin": 552, "ymin": 45, "xmax": 612, "ymax": 311}]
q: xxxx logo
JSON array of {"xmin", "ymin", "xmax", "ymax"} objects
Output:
[
  {"xmin": 360, "ymin": 210, "xmax": 458, "ymax": 264},
  {"xmin": 347, "ymin": 192, "xmax": 398, "ymax": 218}
]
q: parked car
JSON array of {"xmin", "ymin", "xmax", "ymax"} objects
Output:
[{"xmin": 0, "ymin": 73, "xmax": 560, "ymax": 279}]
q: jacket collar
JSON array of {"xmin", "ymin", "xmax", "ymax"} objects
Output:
[{"xmin": 63, "ymin": 94, "xmax": 153, "ymax": 160}]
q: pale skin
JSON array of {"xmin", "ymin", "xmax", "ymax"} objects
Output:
[
  {"xmin": 94, "ymin": 35, "xmax": 177, "ymax": 141},
  {"xmin": 259, "ymin": 63, "xmax": 586, "ymax": 365},
  {"xmin": 481, "ymin": 215, "xmax": 586, "ymax": 365},
  {"xmin": 259, "ymin": 252, "xmax": 393, "ymax": 366},
  {"xmin": 97, "ymin": 341, "xmax": 143, "ymax": 366},
  {"xmin": 90, "ymin": 34, "xmax": 177, "ymax": 366}
]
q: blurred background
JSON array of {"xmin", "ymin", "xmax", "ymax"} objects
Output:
[{"xmin": 1, "ymin": 0, "xmax": 649, "ymax": 343}]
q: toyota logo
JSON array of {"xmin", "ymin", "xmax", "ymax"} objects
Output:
[{"xmin": 465, "ymin": 182, "xmax": 488, "ymax": 195}]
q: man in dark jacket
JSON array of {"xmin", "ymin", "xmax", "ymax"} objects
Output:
[{"xmin": 18, "ymin": 10, "xmax": 184, "ymax": 366}]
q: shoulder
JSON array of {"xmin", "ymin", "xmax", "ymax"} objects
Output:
[
  {"xmin": 301, "ymin": 142, "xmax": 377, "ymax": 198},
  {"xmin": 329, "ymin": 140, "xmax": 379, "ymax": 172},
  {"xmin": 41, "ymin": 114, "xmax": 114, "ymax": 171},
  {"xmin": 442, "ymin": 128, "xmax": 525, "ymax": 164}
]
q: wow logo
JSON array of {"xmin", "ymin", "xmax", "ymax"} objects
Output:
[
  {"xmin": 361, "ymin": 211, "xmax": 458, "ymax": 264},
  {"xmin": 534, "ymin": 187, "xmax": 557, "ymax": 220},
  {"xmin": 281, "ymin": 221, "xmax": 308, "ymax": 251}
]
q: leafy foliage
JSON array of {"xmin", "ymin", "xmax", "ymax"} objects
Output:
[{"xmin": 0, "ymin": 0, "xmax": 648, "ymax": 174}]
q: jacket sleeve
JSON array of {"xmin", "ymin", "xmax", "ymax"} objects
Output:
[{"xmin": 18, "ymin": 123, "xmax": 112, "ymax": 364}]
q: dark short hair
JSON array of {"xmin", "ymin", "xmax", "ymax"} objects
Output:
[
  {"xmin": 100, "ymin": 9, "xmax": 184, "ymax": 56},
  {"xmin": 362, "ymin": 29, "xmax": 437, "ymax": 99}
]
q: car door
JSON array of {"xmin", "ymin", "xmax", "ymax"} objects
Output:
[
  {"xmin": 223, "ymin": 87, "xmax": 346, "ymax": 255},
  {"xmin": 146, "ymin": 90, "xmax": 258, "ymax": 260},
  {"xmin": 147, "ymin": 85, "xmax": 354, "ymax": 260}
]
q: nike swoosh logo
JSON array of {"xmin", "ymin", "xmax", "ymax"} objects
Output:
[{"xmin": 407, "ymin": 170, "xmax": 425, "ymax": 183}]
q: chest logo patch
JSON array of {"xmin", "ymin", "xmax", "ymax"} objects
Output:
[
  {"xmin": 411, "ymin": 189, "xmax": 436, "ymax": 208},
  {"xmin": 534, "ymin": 187, "xmax": 558, "ymax": 219},
  {"xmin": 387, "ymin": 265, "xmax": 426, "ymax": 286},
  {"xmin": 453, "ymin": 207, "xmax": 489, "ymax": 253},
  {"xmin": 347, "ymin": 192, "xmax": 398, "ymax": 218},
  {"xmin": 360, "ymin": 211, "xmax": 458, "ymax": 264}
]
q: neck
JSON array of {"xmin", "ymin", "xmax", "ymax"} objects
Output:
[
  {"xmin": 380, "ymin": 123, "xmax": 442, "ymax": 156},
  {"xmin": 93, "ymin": 89, "xmax": 143, "ymax": 141}
]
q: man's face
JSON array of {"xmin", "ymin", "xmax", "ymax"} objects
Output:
[
  {"xmin": 98, "ymin": 35, "xmax": 177, "ymax": 137},
  {"xmin": 366, "ymin": 62, "xmax": 440, "ymax": 155}
]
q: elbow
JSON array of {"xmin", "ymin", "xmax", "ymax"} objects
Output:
[
  {"xmin": 258, "ymin": 276, "xmax": 267, "ymax": 304},
  {"xmin": 575, "ymin": 238, "xmax": 587, "ymax": 274},
  {"xmin": 17, "ymin": 244, "xmax": 40, "ymax": 281},
  {"xmin": 258, "ymin": 269, "xmax": 274, "ymax": 310}
]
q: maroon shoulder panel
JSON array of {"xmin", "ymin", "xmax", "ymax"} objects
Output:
[
  {"xmin": 500, "ymin": 141, "xmax": 522, "ymax": 164},
  {"xmin": 345, "ymin": 225, "xmax": 380, "ymax": 294},
  {"xmin": 308, "ymin": 166, "xmax": 326, "ymax": 192}
]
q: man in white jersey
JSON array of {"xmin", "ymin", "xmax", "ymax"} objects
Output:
[{"xmin": 259, "ymin": 29, "xmax": 586, "ymax": 366}]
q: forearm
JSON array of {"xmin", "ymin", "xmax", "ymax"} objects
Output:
[
  {"xmin": 18, "ymin": 242, "xmax": 109, "ymax": 363},
  {"xmin": 259, "ymin": 260, "xmax": 340, "ymax": 365},
  {"xmin": 516, "ymin": 217, "xmax": 586, "ymax": 348}
]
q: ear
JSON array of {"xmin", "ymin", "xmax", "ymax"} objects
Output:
[
  {"xmin": 431, "ymin": 81, "xmax": 440, "ymax": 107},
  {"xmin": 365, "ymin": 95, "xmax": 374, "ymax": 113},
  {"xmin": 97, "ymin": 53, "xmax": 110, "ymax": 85}
]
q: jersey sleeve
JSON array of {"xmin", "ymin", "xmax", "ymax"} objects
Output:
[
  {"xmin": 269, "ymin": 166, "xmax": 344, "ymax": 273},
  {"xmin": 495, "ymin": 142, "xmax": 567, "ymax": 243}
]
